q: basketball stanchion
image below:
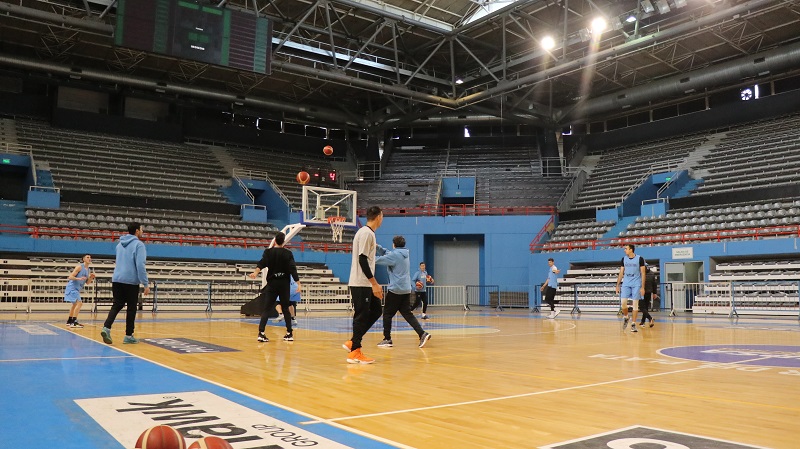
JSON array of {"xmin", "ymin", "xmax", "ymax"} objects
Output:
[{"xmin": 327, "ymin": 216, "xmax": 346, "ymax": 242}]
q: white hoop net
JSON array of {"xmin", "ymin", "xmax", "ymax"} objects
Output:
[{"xmin": 328, "ymin": 216, "xmax": 346, "ymax": 243}]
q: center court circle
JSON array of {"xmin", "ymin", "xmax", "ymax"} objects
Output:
[{"xmin": 658, "ymin": 345, "xmax": 800, "ymax": 368}]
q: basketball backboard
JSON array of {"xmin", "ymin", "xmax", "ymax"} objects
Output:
[{"xmin": 301, "ymin": 185, "xmax": 358, "ymax": 227}]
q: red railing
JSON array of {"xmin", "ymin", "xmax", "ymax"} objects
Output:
[
  {"xmin": 359, "ymin": 204, "xmax": 555, "ymax": 217},
  {"xmin": 0, "ymin": 224, "xmax": 351, "ymax": 252},
  {"xmin": 530, "ymin": 224, "xmax": 800, "ymax": 252},
  {"xmin": 529, "ymin": 213, "xmax": 556, "ymax": 252}
]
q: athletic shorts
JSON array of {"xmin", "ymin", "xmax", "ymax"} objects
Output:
[
  {"xmin": 620, "ymin": 284, "xmax": 642, "ymax": 301},
  {"xmin": 64, "ymin": 289, "xmax": 82, "ymax": 303}
]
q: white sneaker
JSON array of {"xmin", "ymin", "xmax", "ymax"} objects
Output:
[
  {"xmin": 546, "ymin": 311, "xmax": 555, "ymax": 319},
  {"xmin": 552, "ymin": 309, "xmax": 561, "ymax": 318},
  {"xmin": 273, "ymin": 314, "xmax": 284, "ymax": 323}
]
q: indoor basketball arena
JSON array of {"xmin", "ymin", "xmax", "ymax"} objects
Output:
[{"xmin": 1, "ymin": 0, "xmax": 799, "ymax": 448}]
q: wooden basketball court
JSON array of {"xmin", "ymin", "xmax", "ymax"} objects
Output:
[{"xmin": 2, "ymin": 309, "xmax": 798, "ymax": 448}]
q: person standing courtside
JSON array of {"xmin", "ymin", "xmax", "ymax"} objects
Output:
[
  {"xmin": 64, "ymin": 254, "xmax": 96, "ymax": 328},
  {"xmin": 412, "ymin": 262, "xmax": 434, "ymax": 319},
  {"xmin": 640, "ymin": 266, "xmax": 658, "ymax": 328},
  {"xmin": 375, "ymin": 235, "xmax": 431, "ymax": 348},
  {"xmin": 249, "ymin": 232, "xmax": 300, "ymax": 342},
  {"xmin": 343, "ymin": 206, "xmax": 384, "ymax": 364},
  {"xmin": 540, "ymin": 258, "xmax": 561, "ymax": 319},
  {"xmin": 615, "ymin": 244, "xmax": 646, "ymax": 333},
  {"xmin": 101, "ymin": 223, "xmax": 150, "ymax": 345}
]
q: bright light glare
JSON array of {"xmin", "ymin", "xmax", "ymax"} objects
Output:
[
  {"xmin": 625, "ymin": 15, "xmax": 637, "ymax": 23},
  {"xmin": 591, "ymin": 17, "xmax": 607, "ymax": 34},
  {"xmin": 455, "ymin": 78, "xmax": 464, "ymax": 85},
  {"xmin": 541, "ymin": 36, "xmax": 555, "ymax": 50}
]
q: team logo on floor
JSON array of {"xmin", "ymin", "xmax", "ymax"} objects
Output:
[
  {"xmin": 142, "ymin": 338, "xmax": 239, "ymax": 354},
  {"xmin": 659, "ymin": 345, "xmax": 800, "ymax": 368},
  {"xmin": 541, "ymin": 426, "xmax": 767, "ymax": 448},
  {"xmin": 76, "ymin": 391, "xmax": 353, "ymax": 448}
]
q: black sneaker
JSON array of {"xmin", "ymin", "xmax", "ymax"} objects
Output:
[
  {"xmin": 283, "ymin": 333, "xmax": 294, "ymax": 341},
  {"xmin": 622, "ymin": 317, "xmax": 629, "ymax": 330},
  {"xmin": 630, "ymin": 324, "xmax": 638, "ymax": 333},
  {"xmin": 257, "ymin": 332, "xmax": 269, "ymax": 342},
  {"xmin": 71, "ymin": 321, "xmax": 84, "ymax": 328},
  {"xmin": 377, "ymin": 339, "xmax": 393, "ymax": 347},
  {"xmin": 419, "ymin": 332, "xmax": 431, "ymax": 348}
]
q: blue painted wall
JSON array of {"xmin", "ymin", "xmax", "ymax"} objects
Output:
[
  {"xmin": 441, "ymin": 177, "xmax": 476, "ymax": 200},
  {"xmin": 242, "ymin": 179, "xmax": 291, "ymax": 228},
  {"xmin": 375, "ymin": 215, "xmax": 550, "ymax": 287}
]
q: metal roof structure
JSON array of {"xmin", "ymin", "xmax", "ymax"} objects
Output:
[{"xmin": 1, "ymin": 0, "xmax": 799, "ymax": 130}]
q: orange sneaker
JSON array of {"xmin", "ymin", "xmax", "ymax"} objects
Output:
[
  {"xmin": 342, "ymin": 340, "xmax": 352, "ymax": 352},
  {"xmin": 346, "ymin": 348, "xmax": 375, "ymax": 364}
]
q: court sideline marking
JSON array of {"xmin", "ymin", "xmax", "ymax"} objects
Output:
[
  {"xmin": 301, "ymin": 356, "xmax": 772, "ymax": 425},
  {"xmin": 47, "ymin": 324, "xmax": 418, "ymax": 449}
]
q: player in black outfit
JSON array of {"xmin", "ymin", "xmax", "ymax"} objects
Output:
[{"xmin": 248, "ymin": 232, "xmax": 301, "ymax": 342}]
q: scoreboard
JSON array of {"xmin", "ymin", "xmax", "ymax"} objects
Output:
[{"xmin": 115, "ymin": 0, "xmax": 272, "ymax": 74}]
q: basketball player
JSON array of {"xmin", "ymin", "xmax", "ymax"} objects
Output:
[
  {"xmin": 640, "ymin": 266, "xmax": 658, "ymax": 328},
  {"xmin": 412, "ymin": 262, "xmax": 434, "ymax": 319},
  {"xmin": 615, "ymin": 244, "xmax": 646, "ymax": 332},
  {"xmin": 101, "ymin": 222, "xmax": 150, "ymax": 345},
  {"xmin": 342, "ymin": 206, "xmax": 384, "ymax": 364},
  {"xmin": 249, "ymin": 232, "xmax": 300, "ymax": 342},
  {"xmin": 540, "ymin": 258, "xmax": 560, "ymax": 319},
  {"xmin": 375, "ymin": 235, "xmax": 431, "ymax": 348},
  {"xmin": 274, "ymin": 277, "xmax": 300, "ymax": 327},
  {"xmin": 63, "ymin": 254, "xmax": 95, "ymax": 328}
]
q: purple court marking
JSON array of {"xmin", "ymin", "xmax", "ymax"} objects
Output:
[{"xmin": 659, "ymin": 345, "xmax": 800, "ymax": 367}]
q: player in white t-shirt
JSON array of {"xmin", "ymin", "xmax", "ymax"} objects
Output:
[{"xmin": 343, "ymin": 206, "xmax": 384, "ymax": 364}]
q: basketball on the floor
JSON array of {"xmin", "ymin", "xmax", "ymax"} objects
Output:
[
  {"xmin": 296, "ymin": 171, "xmax": 310, "ymax": 185},
  {"xmin": 135, "ymin": 425, "xmax": 186, "ymax": 449},
  {"xmin": 416, "ymin": 281, "xmax": 424, "ymax": 289},
  {"xmin": 187, "ymin": 436, "xmax": 233, "ymax": 449},
  {"xmin": 323, "ymin": 145, "xmax": 333, "ymax": 156}
]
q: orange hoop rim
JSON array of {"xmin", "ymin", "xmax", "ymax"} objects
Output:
[{"xmin": 327, "ymin": 216, "xmax": 347, "ymax": 224}]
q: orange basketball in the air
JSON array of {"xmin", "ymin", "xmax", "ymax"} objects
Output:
[
  {"xmin": 323, "ymin": 145, "xmax": 334, "ymax": 156},
  {"xmin": 296, "ymin": 171, "xmax": 310, "ymax": 185},
  {"xmin": 135, "ymin": 425, "xmax": 187, "ymax": 449},
  {"xmin": 188, "ymin": 436, "xmax": 233, "ymax": 449}
]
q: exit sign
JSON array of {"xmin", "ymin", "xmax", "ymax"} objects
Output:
[{"xmin": 1, "ymin": 158, "xmax": 10, "ymax": 164}]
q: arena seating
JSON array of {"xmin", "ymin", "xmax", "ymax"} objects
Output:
[
  {"xmin": 351, "ymin": 145, "xmax": 446, "ymax": 209},
  {"xmin": 572, "ymin": 133, "xmax": 707, "ymax": 209},
  {"xmin": 693, "ymin": 260, "xmax": 800, "ymax": 314},
  {"xmin": 351, "ymin": 144, "xmax": 569, "ymax": 209},
  {"xmin": 13, "ymin": 119, "xmax": 230, "ymax": 203},
  {"xmin": 25, "ymin": 202, "xmax": 279, "ymax": 243},
  {"xmin": 690, "ymin": 114, "xmax": 800, "ymax": 196},
  {"xmin": 0, "ymin": 256, "xmax": 349, "ymax": 310},
  {"xmin": 540, "ymin": 218, "xmax": 615, "ymax": 251},
  {"xmin": 223, "ymin": 144, "xmax": 336, "ymax": 208},
  {"xmin": 622, "ymin": 198, "xmax": 800, "ymax": 242}
]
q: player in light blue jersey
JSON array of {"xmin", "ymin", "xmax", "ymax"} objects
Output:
[
  {"xmin": 615, "ymin": 244, "xmax": 646, "ymax": 332},
  {"xmin": 540, "ymin": 258, "xmax": 561, "ymax": 319},
  {"xmin": 64, "ymin": 254, "xmax": 95, "ymax": 328},
  {"xmin": 274, "ymin": 277, "xmax": 301, "ymax": 327}
]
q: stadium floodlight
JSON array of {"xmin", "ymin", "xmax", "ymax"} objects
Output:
[
  {"xmin": 655, "ymin": 0, "xmax": 670, "ymax": 14},
  {"xmin": 640, "ymin": 0, "xmax": 655, "ymax": 13},
  {"xmin": 674, "ymin": 0, "xmax": 687, "ymax": 7},
  {"xmin": 541, "ymin": 36, "xmax": 556, "ymax": 50},
  {"xmin": 455, "ymin": 78, "xmax": 464, "ymax": 85},
  {"xmin": 625, "ymin": 15, "xmax": 637, "ymax": 23},
  {"xmin": 591, "ymin": 17, "xmax": 607, "ymax": 34}
]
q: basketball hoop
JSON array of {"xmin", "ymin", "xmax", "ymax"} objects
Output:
[{"xmin": 327, "ymin": 216, "xmax": 346, "ymax": 243}]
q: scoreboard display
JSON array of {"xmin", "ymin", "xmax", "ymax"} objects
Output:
[{"xmin": 115, "ymin": 0, "xmax": 271, "ymax": 74}]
